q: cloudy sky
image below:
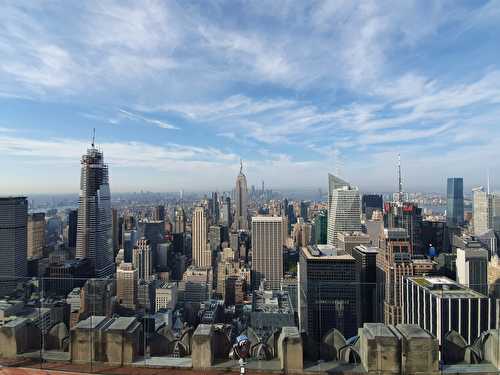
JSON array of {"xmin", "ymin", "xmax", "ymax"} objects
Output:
[{"xmin": 1, "ymin": 1, "xmax": 500, "ymax": 194}]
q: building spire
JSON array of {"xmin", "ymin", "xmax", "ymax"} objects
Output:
[
  {"xmin": 398, "ymin": 153, "xmax": 403, "ymax": 202},
  {"xmin": 91, "ymin": 128, "xmax": 96, "ymax": 148},
  {"xmin": 487, "ymin": 168, "xmax": 490, "ymax": 194},
  {"xmin": 240, "ymin": 159, "xmax": 243, "ymax": 174}
]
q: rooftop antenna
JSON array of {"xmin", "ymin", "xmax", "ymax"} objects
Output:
[
  {"xmin": 91, "ymin": 128, "xmax": 95, "ymax": 148},
  {"xmin": 240, "ymin": 159, "xmax": 243, "ymax": 174},
  {"xmin": 487, "ymin": 169, "xmax": 491, "ymax": 194},
  {"xmin": 398, "ymin": 153, "xmax": 403, "ymax": 202}
]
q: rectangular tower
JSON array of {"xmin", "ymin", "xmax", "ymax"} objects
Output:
[{"xmin": 251, "ymin": 216, "xmax": 283, "ymax": 290}]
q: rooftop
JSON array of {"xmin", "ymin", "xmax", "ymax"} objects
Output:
[
  {"xmin": 409, "ymin": 276, "xmax": 486, "ymax": 298},
  {"xmin": 302, "ymin": 244, "xmax": 354, "ymax": 260}
]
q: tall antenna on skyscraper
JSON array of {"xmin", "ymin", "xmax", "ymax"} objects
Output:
[
  {"xmin": 240, "ymin": 159, "xmax": 243, "ymax": 174},
  {"xmin": 91, "ymin": 128, "xmax": 95, "ymax": 148},
  {"xmin": 487, "ymin": 168, "xmax": 491, "ymax": 194},
  {"xmin": 398, "ymin": 153, "xmax": 403, "ymax": 202}
]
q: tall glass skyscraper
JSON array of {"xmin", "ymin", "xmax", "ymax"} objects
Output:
[
  {"xmin": 327, "ymin": 174, "xmax": 361, "ymax": 246},
  {"xmin": 76, "ymin": 144, "xmax": 114, "ymax": 278},
  {"xmin": 446, "ymin": 177, "xmax": 464, "ymax": 227}
]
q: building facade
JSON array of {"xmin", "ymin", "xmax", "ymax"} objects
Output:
[
  {"xmin": 192, "ymin": 206, "xmax": 211, "ymax": 268},
  {"xmin": 27, "ymin": 212, "xmax": 45, "ymax": 259},
  {"xmin": 446, "ymin": 178, "xmax": 464, "ymax": 227},
  {"xmin": 251, "ymin": 216, "xmax": 283, "ymax": 290},
  {"xmin": 327, "ymin": 174, "xmax": 361, "ymax": 247},
  {"xmin": 76, "ymin": 145, "xmax": 114, "ymax": 277},
  {"xmin": 235, "ymin": 161, "xmax": 249, "ymax": 231},
  {"xmin": 0, "ymin": 197, "xmax": 28, "ymax": 296},
  {"xmin": 298, "ymin": 244, "xmax": 359, "ymax": 341}
]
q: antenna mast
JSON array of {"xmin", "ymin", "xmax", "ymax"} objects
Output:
[
  {"xmin": 91, "ymin": 128, "xmax": 96, "ymax": 148},
  {"xmin": 398, "ymin": 153, "xmax": 403, "ymax": 202}
]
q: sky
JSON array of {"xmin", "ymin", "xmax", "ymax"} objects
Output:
[{"xmin": 1, "ymin": 1, "xmax": 500, "ymax": 194}]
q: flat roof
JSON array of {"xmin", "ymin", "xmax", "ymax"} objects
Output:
[
  {"xmin": 408, "ymin": 276, "xmax": 486, "ymax": 298},
  {"xmin": 107, "ymin": 317, "xmax": 137, "ymax": 331},
  {"xmin": 302, "ymin": 245, "xmax": 354, "ymax": 260}
]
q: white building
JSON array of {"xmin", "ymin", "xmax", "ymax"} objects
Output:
[
  {"xmin": 327, "ymin": 174, "xmax": 361, "ymax": 246},
  {"xmin": 155, "ymin": 282, "xmax": 177, "ymax": 312}
]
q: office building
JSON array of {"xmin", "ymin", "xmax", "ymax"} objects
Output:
[
  {"xmin": 298, "ymin": 244, "xmax": 359, "ymax": 341},
  {"xmin": 173, "ymin": 206, "xmax": 186, "ymax": 234},
  {"xmin": 300, "ymin": 201, "xmax": 309, "ymax": 219},
  {"xmin": 456, "ymin": 246, "xmax": 488, "ymax": 295},
  {"xmin": 337, "ymin": 231, "xmax": 370, "ymax": 255},
  {"xmin": 183, "ymin": 266, "xmax": 213, "ymax": 303},
  {"xmin": 116, "ymin": 262, "xmax": 138, "ymax": 310},
  {"xmin": 155, "ymin": 282, "xmax": 177, "ymax": 312},
  {"xmin": 209, "ymin": 225, "xmax": 223, "ymax": 252},
  {"xmin": 447, "ymin": 178, "xmax": 464, "ymax": 227},
  {"xmin": 67, "ymin": 209, "xmax": 78, "ymax": 249},
  {"xmin": 362, "ymin": 194, "xmax": 383, "ymax": 220},
  {"xmin": 376, "ymin": 228, "xmax": 435, "ymax": 325},
  {"xmin": 0, "ymin": 197, "xmax": 28, "ymax": 296},
  {"xmin": 403, "ymin": 276, "xmax": 498, "ymax": 344},
  {"xmin": 27, "ymin": 212, "xmax": 45, "ymax": 259},
  {"xmin": 76, "ymin": 143, "xmax": 114, "ymax": 277},
  {"xmin": 251, "ymin": 216, "xmax": 283, "ymax": 290},
  {"xmin": 221, "ymin": 196, "xmax": 232, "ymax": 227},
  {"xmin": 473, "ymin": 187, "xmax": 493, "ymax": 235},
  {"xmin": 312, "ymin": 210, "xmax": 327, "ymax": 244},
  {"xmin": 384, "ymin": 201, "xmax": 424, "ymax": 255},
  {"xmin": 327, "ymin": 174, "xmax": 361, "ymax": 247},
  {"xmin": 132, "ymin": 238, "xmax": 153, "ymax": 281},
  {"xmin": 352, "ymin": 245, "xmax": 379, "ymax": 324},
  {"xmin": 192, "ymin": 206, "xmax": 211, "ymax": 268},
  {"xmin": 210, "ymin": 192, "xmax": 219, "ymax": 224},
  {"xmin": 153, "ymin": 205, "xmax": 165, "ymax": 221},
  {"xmin": 235, "ymin": 161, "xmax": 249, "ymax": 230}
]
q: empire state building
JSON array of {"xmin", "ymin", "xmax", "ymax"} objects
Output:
[
  {"xmin": 234, "ymin": 160, "xmax": 249, "ymax": 231},
  {"xmin": 76, "ymin": 136, "xmax": 114, "ymax": 278}
]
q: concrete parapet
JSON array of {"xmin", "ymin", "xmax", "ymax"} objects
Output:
[
  {"xmin": 192, "ymin": 324, "xmax": 214, "ymax": 369},
  {"xmin": 105, "ymin": 317, "xmax": 142, "ymax": 366},
  {"xmin": 483, "ymin": 330, "xmax": 499, "ymax": 370},
  {"xmin": 394, "ymin": 324, "xmax": 439, "ymax": 375},
  {"xmin": 359, "ymin": 323, "xmax": 400, "ymax": 374},
  {"xmin": 277, "ymin": 326, "xmax": 303, "ymax": 372},
  {"xmin": 0, "ymin": 318, "xmax": 41, "ymax": 358}
]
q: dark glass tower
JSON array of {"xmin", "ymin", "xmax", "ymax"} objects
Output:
[{"xmin": 447, "ymin": 177, "xmax": 464, "ymax": 227}]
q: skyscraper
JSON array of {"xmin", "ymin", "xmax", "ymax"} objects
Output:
[
  {"xmin": 447, "ymin": 178, "xmax": 464, "ymax": 227},
  {"xmin": 221, "ymin": 196, "xmax": 232, "ymax": 227},
  {"xmin": 298, "ymin": 244, "xmax": 359, "ymax": 341},
  {"xmin": 192, "ymin": 206, "xmax": 211, "ymax": 268},
  {"xmin": 456, "ymin": 246, "xmax": 488, "ymax": 295},
  {"xmin": 173, "ymin": 206, "xmax": 186, "ymax": 234},
  {"xmin": 362, "ymin": 194, "xmax": 383, "ymax": 220},
  {"xmin": 27, "ymin": 212, "xmax": 45, "ymax": 259},
  {"xmin": 153, "ymin": 205, "xmax": 165, "ymax": 221},
  {"xmin": 235, "ymin": 161, "xmax": 249, "ymax": 231},
  {"xmin": 473, "ymin": 187, "xmax": 493, "ymax": 235},
  {"xmin": 312, "ymin": 210, "xmax": 327, "ymax": 244},
  {"xmin": 0, "ymin": 197, "xmax": 28, "ymax": 296},
  {"xmin": 210, "ymin": 192, "xmax": 219, "ymax": 224},
  {"xmin": 116, "ymin": 262, "xmax": 138, "ymax": 310},
  {"xmin": 327, "ymin": 174, "xmax": 361, "ymax": 246},
  {"xmin": 251, "ymin": 216, "xmax": 283, "ymax": 290},
  {"xmin": 67, "ymin": 209, "xmax": 78, "ymax": 249},
  {"xmin": 132, "ymin": 238, "xmax": 153, "ymax": 281},
  {"xmin": 75, "ymin": 141, "xmax": 114, "ymax": 278}
]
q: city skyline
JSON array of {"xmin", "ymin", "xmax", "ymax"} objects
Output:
[{"xmin": 1, "ymin": 1, "xmax": 500, "ymax": 194}]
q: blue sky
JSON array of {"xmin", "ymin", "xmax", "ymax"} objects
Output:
[{"xmin": 1, "ymin": 1, "xmax": 500, "ymax": 194}]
